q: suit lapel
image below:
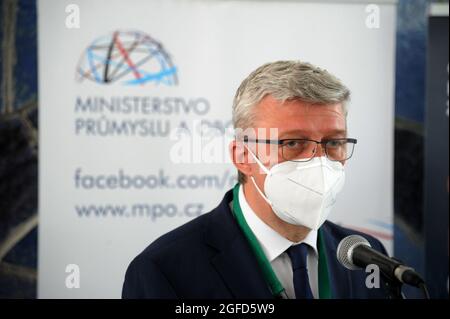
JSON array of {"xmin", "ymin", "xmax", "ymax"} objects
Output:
[
  {"xmin": 321, "ymin": 222, "xmax": 353, "ymax": 298},
  {"xmin": 210, "ymin": 235, "xmax": 274, "ymax": 298},
  {"xmin": 205, "ymin": 190, "xmax": 273, "ymax": 299}
]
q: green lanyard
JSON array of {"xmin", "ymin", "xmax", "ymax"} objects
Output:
[{"xmin": 231, "ymin": 183, "xmax": 332, "ymax": 299}]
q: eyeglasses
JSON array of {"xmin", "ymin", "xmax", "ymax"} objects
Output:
[{"xmin": 243, "ymin": 136, "xmax": 357, "ymax": 162}]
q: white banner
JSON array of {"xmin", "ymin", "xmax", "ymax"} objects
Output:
[{"xmin": 38, "ymin": 0, "xmax": 396, "ymax": 298}]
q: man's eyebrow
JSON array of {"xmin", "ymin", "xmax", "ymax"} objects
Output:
[
  {"xmin": 278, "ymin": 129, "xmax": 347, "ymax": 138},
  {"xmin": 322, "ymin": 130, "xmax": 347, "ymax": 137},
  {"xmin": 278, "ymin": 130, "xmax": 312, "ymax": 138}
]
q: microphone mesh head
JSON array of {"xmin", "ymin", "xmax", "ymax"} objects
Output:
[{"xmin": 336, "ymin": 235, "xmax": 371, "ymax": 270}]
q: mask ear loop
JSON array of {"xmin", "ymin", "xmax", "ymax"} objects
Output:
[{"xmin": 244, "ymin": 145, "xmax": 274, "ymax": 206}]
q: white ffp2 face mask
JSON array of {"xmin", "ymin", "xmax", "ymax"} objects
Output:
[{"xmin": 247, "ymin": 147, "xmax": 345, "ymax": 230}]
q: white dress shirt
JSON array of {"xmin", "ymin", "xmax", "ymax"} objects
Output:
[{"xmin": 238, "ymin": 185, "xmax": 319, "ymax": 299}]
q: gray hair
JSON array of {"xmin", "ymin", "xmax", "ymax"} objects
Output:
[{"xmin": 232, "ymin": 60, "xmax": 351, "ymax": 183}]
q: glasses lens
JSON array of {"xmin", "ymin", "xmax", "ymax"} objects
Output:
[
  {"xmin": 325, "ymin": 140, "xmax": 355, "ymax": 161},
  {"xmin": 281, "ymin": 140, "xmax": 317, "ymax": 162},
  {"xmin": 282, "ymin": 139, "xmax": 356, "ymax": 162}
]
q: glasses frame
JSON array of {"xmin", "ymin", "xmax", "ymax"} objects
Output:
[{"xmin": 243, "ymin": 136, "xmax": 357, "ymax": 162}]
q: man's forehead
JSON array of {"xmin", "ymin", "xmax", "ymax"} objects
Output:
[
  {"xmin": 253, "ymin": 97, "xmax": 346, "ymax": 135},
  {"xmin": 256, "ymin": 96, "xmax": 345, "ymax": 118}
]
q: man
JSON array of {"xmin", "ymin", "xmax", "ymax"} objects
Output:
[{"xmin": 122, "ymin": 61, "xmax": 390, "ymax": 299}]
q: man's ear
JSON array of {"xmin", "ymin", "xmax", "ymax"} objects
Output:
[{"xmin": 229, "ymin": 140, "xmax": 252, "ymax": 177}]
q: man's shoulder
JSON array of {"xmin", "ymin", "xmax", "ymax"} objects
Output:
[
  {"xmin": 136, "ymin": 211, "xmax": 212, "ymax": 262},
  {"xmin": 322, "ymin": 220, "xmax": 388, "ymax": 254},
  {"xmin": 127, "ymin": 189, "xmax": 235, "ymax": 274}
]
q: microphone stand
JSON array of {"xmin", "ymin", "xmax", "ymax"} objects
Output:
[
  {"xmin": 382, "ymin": 275, "xmax": 404, "ymax": 299},
  {"xmin": 381, "ymin": 258, "xmax": 430, "ymax": 299}
]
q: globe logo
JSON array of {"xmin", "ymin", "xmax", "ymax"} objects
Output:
[{"xmin": 76, "ymin": 30, "xmax": 178, "ymax": 86}]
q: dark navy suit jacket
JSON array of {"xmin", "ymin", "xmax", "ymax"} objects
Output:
[{"xmin": 122, "ymin": 189, "xmax": 391, "ymax": 299}]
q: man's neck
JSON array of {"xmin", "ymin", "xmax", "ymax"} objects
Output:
[{"xmin": 242, "ymin": 182, "xmax": 311, "ymax": 243}]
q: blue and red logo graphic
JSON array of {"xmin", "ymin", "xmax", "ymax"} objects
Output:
[{"xmin": 76, "ymin": 30, "xmax": 178, "ymax": 86}]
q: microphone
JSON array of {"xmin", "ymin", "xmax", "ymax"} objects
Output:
[{"xmin": 337, "ymin": 235, "xmax": 425, "ymax": 288}]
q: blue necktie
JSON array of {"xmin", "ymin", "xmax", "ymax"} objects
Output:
[{"xmin": 287, "ymin": 243, "xmax": 314, "ymax": 299}]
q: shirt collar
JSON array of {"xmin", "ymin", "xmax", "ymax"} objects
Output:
[{"xmin": 238, "ymin": 184, "xmax": 318, "ymax": 262}]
